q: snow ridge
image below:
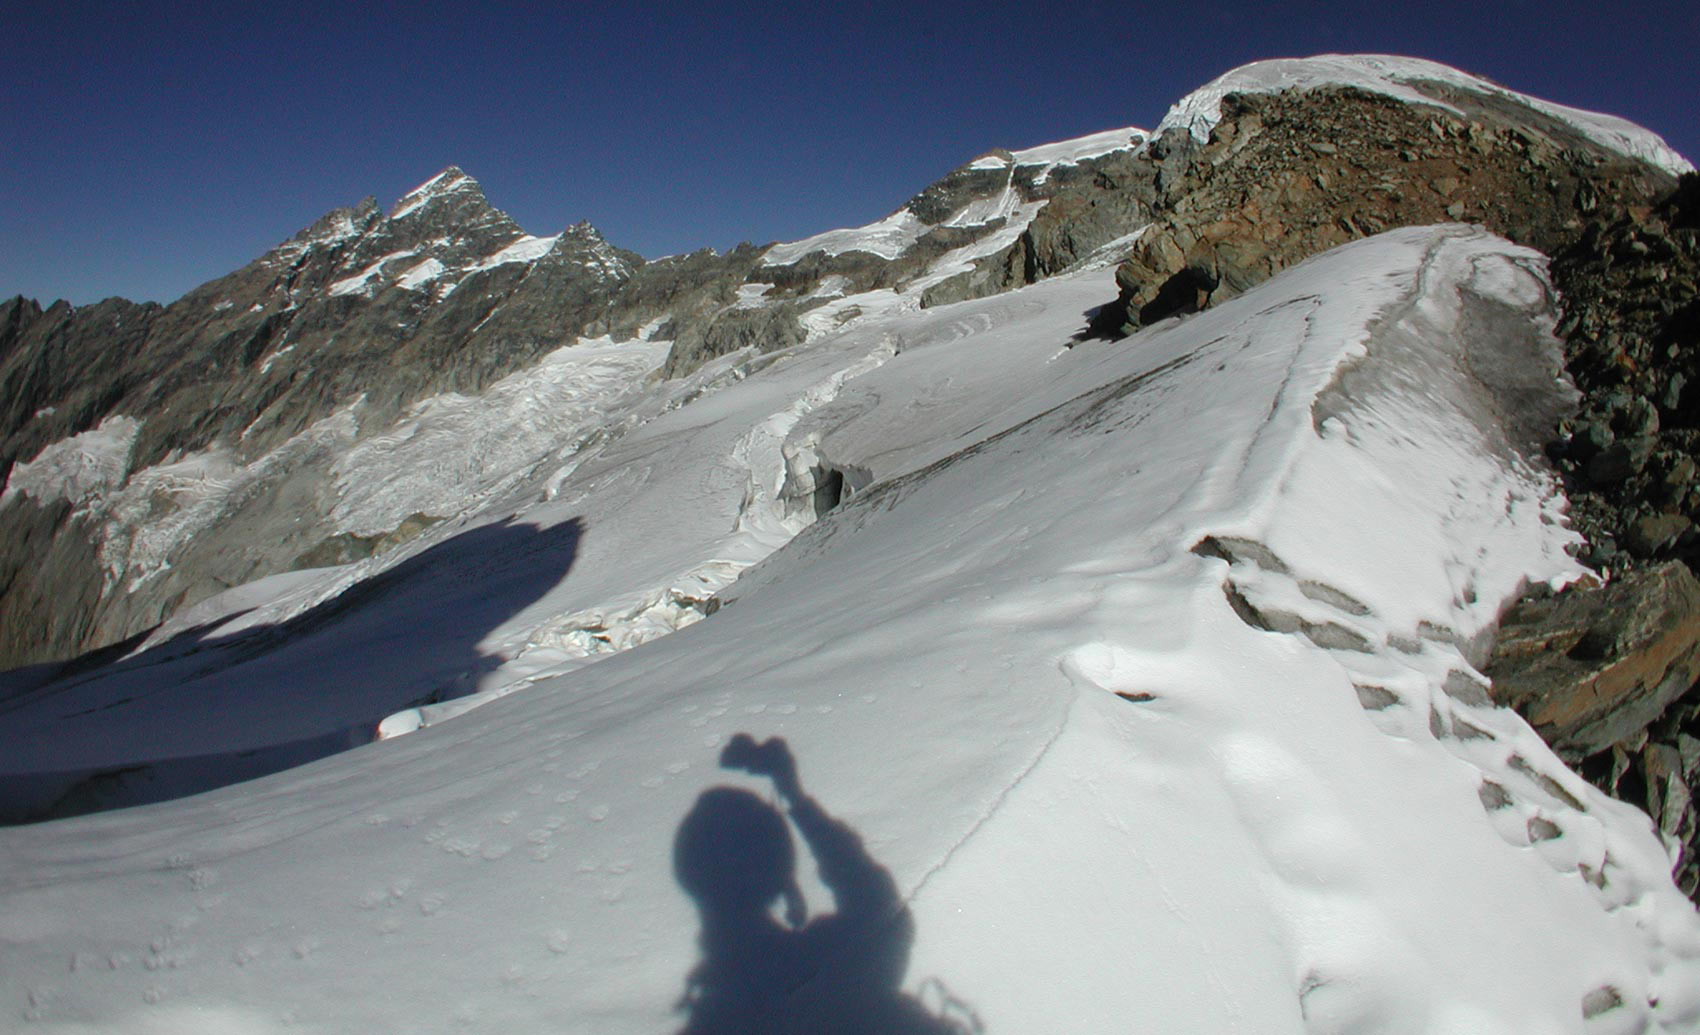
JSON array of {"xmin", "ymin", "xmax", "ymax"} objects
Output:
[
  {"xmin": 761, "ymin": 126, "xmax": 1146, "ymax": 267},
  {"xmin": 389, "ymin": 167, "xmax": 480, "ymax": 220}
]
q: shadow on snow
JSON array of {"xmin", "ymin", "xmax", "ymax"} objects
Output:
[
  {"xmin": 0, "ymin": 516, "xmax": 582, "ymax": 823},
  {"xmin": 674, "ymin": 734, "xmax": 982, "ymax": 1034}
]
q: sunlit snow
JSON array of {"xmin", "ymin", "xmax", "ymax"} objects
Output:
[
  {"xmin": 3, "ymin": 226, "xmax": 1697, "ymax": 1034},
  {"xmin": 1, "ymin": 414, "xmax": 141, "ymax": 508},
  {"xmin": 389, "ymin": 168, "xmax": 480, "ymax": 221},
  {"xmin": 465, "ymin": 234, "xmax": 562, "ymax": 274},
  {"xmin": 761, "ymin": 208, "xmax": 930, "ymax": 266}
]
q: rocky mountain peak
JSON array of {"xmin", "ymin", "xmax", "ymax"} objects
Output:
[
  {"xmin": 388, "ymin": 165, "xmax": 483, "ymax": 218},
  {"xmin": 273, "ymin": 196, "xmax": 382, "ymax": 261},
  {"xmin": 562, "ymin": 219, "xmax": 606, "ymax": 241}
]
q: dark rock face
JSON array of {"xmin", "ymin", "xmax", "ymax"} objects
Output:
[
  {"xmin": 1545, "ymin": 177, "xmax": 1700, "ymax": 572},
  {"xmin": 905, "ymin": 160, "xmax": 1017, "ymax": 224},
  {"xmin": 0, "ymin": 498, "xmax": 106, "ymax": 665},
  {"xmin": 1500, "ymin": 173, "xmax": 1700, "ymax": 900},
  {"xmin": 662, "ymin": 302, "xmax": 806, "ymax": 379},
  {"xmin": 0, "ymin": 295, "xmax": 163, "ymax": 481}
]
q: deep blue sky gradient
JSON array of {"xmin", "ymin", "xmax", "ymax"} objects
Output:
[{"xmin": 4, "ymin": 0, "xmax": 1694, "ymax": 305}]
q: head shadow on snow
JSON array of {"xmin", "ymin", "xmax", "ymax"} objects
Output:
[
  {"xmin": 0, "ymin": 516, "xmax": 583, "ymax": 824},
  {"xmin": 673, "ymin": 734, "xmax": 982, "ymax": 1035}
]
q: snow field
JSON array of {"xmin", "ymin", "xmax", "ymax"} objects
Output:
[
  {"xmin": 3, "ymin": 226, "xmax": 1698, "ymax": 1033},
  {"xmin": 1, "ymin": 415, "xmax": 141, "ymax": 508}
]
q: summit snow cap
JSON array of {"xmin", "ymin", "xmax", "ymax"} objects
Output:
[{"xmin": 1155, "ymin": 54, "xmax": 1694, "ymax": 177}]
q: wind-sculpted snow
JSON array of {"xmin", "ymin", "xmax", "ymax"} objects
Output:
[{"xmin": 2, "ymin": 228, "xmax": 1698, "ymax": 1033}]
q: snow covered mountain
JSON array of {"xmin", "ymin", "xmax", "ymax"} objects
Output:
[
  {"xmin": 2, "ymin": 55, "xmax": 1700, "ymax": 1034},
  {"xmin": 0, "ymin": 122, "xmax": 1147, "ymax": 672}
]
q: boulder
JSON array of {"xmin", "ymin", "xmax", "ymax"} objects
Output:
[{"xmin": 1486, "ymin": 562, "xmax": 1700, "ymax": 758}]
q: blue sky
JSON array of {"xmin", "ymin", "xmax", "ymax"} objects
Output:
[{"xmin": 3, "ymin": 0, "xmax": 1694, "ymax": 305}]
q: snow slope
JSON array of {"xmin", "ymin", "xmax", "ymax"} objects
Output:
[
  {"xmin": 1156, "ymin": 55, "xmax": 1694, "ymax": 177},
  {"xmin": 3, "ymin": 225, "xmax": 1698, "ymax": 1033}
]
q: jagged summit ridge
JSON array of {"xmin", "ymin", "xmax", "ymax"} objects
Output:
[
  {"xmin": 262, "ymin": 167, "xmax": 646, "ymax": 305},
  {"xmin": 389, "ymin": 164, "xmax": 482, "ymax": 219}
]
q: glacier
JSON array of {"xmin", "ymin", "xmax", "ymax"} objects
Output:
[{"xmin": 3, "ymin": 224, "xmax": 1698, "ymax": 1033}]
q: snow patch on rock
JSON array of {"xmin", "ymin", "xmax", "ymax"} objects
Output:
[
  {"xmin": 1012, "ymin": 125, "xmax": 1146, "ymax": 184},
  {"xmin": 466, "ymin": 233, "xmax": 560, "ymax": 274},
  {"xmin": 762, "ymin": 208, "xmax": 928, "ymax": 266},
  {"xmin": 328, "ymin": 249, "xmax": 419, "ymax": 297},
  {"xmin": 1, "ymin": 415, "xmax": 142, "ymax": 508}
]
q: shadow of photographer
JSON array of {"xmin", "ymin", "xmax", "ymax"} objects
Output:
[{"xmin": 673, "ymin": 733, "xmax": 981, "ymax": 1034}]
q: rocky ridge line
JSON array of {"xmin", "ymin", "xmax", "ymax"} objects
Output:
[{"xmin": 1066, "ymin": 77, "xmax": 1697, "ymax": 900}]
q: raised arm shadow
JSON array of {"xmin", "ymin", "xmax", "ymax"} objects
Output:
[{"xmin": 671, "ymin": 734, "xmax": 979, "ymax": 1034}]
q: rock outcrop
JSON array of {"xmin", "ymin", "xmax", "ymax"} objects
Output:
[
  {"xmin": 1095, "ymin": 85, "xmax": 1673, "ymax": 333},
  {"xmin": 1486, "ymin": 562, "xmax": 1700, "ymax": 897},
  {"xmin": 1486, "ymin": 563, "xmax": 1700, "ymax": 759},
  {"xmin": 746, "ymin": 139, "xmax": 1155, "ymax": 314},
  {"xmin": 1487, "ymin": 175, "xmax": 1700, "ymax": 899}
]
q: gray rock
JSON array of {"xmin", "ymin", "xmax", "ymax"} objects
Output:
[
  {"xmin": 662, "ymin": 303, "xmax": 806, "ymax": 379},
  {"xmin": 1587, "ymin": 442, "xmax": 1641, "ymax": 486}
]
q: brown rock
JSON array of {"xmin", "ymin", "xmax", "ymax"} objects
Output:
[
  {"xmin": 1486, "ymin": 562, "xmax": 1700, "ymax": 758},
  {"xmin": 1624, "ymin": 512, "xmax": 1692, "ymax": 558},
  {"xmin": 1102, "ymin": 84, "xmax": 1675, "ymax": 335}
]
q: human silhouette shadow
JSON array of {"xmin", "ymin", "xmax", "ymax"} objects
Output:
[
  {"xmin": 674, "ymin": 734, "xmax": 980, "ymax": 1035},
  {"xmin": 0, "ymin": 516, "xmax": 582, "ymax": 822}
]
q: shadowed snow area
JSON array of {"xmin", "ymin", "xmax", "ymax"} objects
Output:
[
  {"xmin": 2, "ymin": 227, "xmax": 1698, "ymax": 1032},
  {"xmin": 0, "ymin": 517, "xmax": 584, "ymax": 820}
]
